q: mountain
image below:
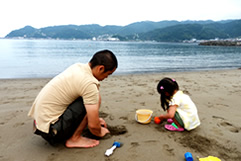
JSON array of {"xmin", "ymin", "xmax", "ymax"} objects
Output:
[
  {"xmin": 139, "ymin": 23, "xmax": 226, "ymax": 42},
  {"xmin": 139, "ymin": 20, "xmax": 241, "ymax": 42},
  {"xmin": 6, "ymin": 24, "xmax": 123, "ymax": 39},
  {"xmin": 116, "ymin": 20, "xmax": 180, "ymax": 36},
  {"xmin": 5, "ymin": 19, "xmax": 241, "ymax": 42}
]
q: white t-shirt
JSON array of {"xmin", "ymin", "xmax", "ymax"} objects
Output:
[
  {"xmin": 169, "ymin": 91, "xmax": 200, "ymax": 130},
  {"xmin": 28, "ymin": 63, "xmax": 100, "ymax": 133}
]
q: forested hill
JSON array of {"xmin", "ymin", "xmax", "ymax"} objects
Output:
[
  {"xmin": 5, "ymin": 19, "xmax": 241, "ymax": 42},
  {"xmin": 139, "ymin": 20, "xmax": 241, "ymax": 42}
]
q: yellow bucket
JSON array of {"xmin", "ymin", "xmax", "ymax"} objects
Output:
[{"xmin": 135, "ymin": 109, "xmax": 153, "ymax": 124}]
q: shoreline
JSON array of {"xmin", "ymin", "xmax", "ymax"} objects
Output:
[
  {"xmin": 0, "ymin": 69, "xmax": 240, "ymax": 160},
  {"xmin": 0, "ymin": 68, "xmax": 240, "ymax": 80}
]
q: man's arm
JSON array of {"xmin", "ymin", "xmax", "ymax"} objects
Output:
[{"xmin": 85, "ymin": 104, "xmax": 109, "ymax": 137}]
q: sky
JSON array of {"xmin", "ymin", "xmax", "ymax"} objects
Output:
[{"xmin": 0, "ymin": 0, "xmax": 241, "ymax": 37}]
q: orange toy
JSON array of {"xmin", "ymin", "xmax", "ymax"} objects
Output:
[{"xmin": 154, "ymin": 117, "xmax": 161, "ymax": 124}]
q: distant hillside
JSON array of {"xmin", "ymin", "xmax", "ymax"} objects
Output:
[
  {"xmin": 6, "ymin": 25, "xmax": 121, "ymax": 39},
  {"xmin": 116, "ymin": 20, "xmax": 180, "ymax": 36},
  {"xmin": 139, "ymin": 20, "xmax": 241, "ymax": 42},
  {"xmin": 5, "ymin": 19, "xmax": 241, "ymax": 42}
]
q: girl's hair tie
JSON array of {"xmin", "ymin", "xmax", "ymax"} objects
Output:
[
  {"xmin": 172, "ymin": 79, "xmax": 175, "ymax": 82},
  {"xmin": 160, "ymin": 86, "xmax": 164, "ymax": 90}
]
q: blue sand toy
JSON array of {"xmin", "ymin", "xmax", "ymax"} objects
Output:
[{"xmin": 105, "ymin": 141, "xmax": 123, "ymax": 156}]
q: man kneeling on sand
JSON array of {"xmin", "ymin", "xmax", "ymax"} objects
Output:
[{"xmin": 28, "ymin": 50, "xmax": 118, "ymax": 148}]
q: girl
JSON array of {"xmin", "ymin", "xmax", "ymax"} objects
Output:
[{"xmin": 154, "ymin": 77, "xmax": 200, "ymax": 131}]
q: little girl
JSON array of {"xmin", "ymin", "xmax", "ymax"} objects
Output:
[{"xmin": 154, "ymin": 77, "xmax": 200, "ymax": 131}]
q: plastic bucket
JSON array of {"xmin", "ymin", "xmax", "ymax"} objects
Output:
[{"xmin": 135, "ymin": 109, "xmax": 153, "ymax": 124}]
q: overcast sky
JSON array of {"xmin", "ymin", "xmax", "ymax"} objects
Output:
[{"xmin": 0, "ymin": 0, "xmax": 241, "ymax": 37}]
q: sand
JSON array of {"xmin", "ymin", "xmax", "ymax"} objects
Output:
[{"xmin": 0, "ymin": 69, "xmax": 241, "ymax": 161}]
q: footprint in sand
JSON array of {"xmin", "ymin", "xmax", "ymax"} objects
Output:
[
  {"xmin": 99, "ymin": 111, "xmax": 114, "ymax": 120},
  {"xmin": 130, "ymin": 142, "xmax": 140, "ymax": 147},
  {"xmin": 13, "ymin": 122, "xmax": 25, "ymax": 127},
  {"xmin": 119, "ymin": 116, "xmax": 128, "ymax": 121},
  {"xmin": 46, "ymin": 152, "xmax": 58, "ymax": 161},
  {"xmin": 219, "ymin": 121, "xmax": 240, "ymax": 133},
  {"xmin": 183, "ymin": 89, "xmax": 191, "ymax": 95},
  {"xmin": 143, "ymin": 140, "xmax": 157, "ymax": 143},
  {"xmin": 212, "ymin": 116, "xmax": 240, "ymax": 133},
  {"xmin": 140, "ymin": 102, "xmax": 145, "ymax": 106},
  {"xmin": 99, "ymin": 111, "xmax": 109, "ymax": 118},
  {"xmin": 212, "ymin": 115, "xmax": 224, "ymax": 120},
  {"xmin": 163, "ymin": 144, "xmax": 175, "ymax": 156}
]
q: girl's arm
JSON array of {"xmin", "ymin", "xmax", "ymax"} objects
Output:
[{"xmin": 158, "ymin": 105, "xmax": 177, "ymax": 121}]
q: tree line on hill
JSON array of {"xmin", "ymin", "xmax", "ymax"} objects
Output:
[{"xmin": 5, "ymin": 19, "xmax": 241, "ymax": 42}]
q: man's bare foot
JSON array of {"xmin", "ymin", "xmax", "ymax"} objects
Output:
[{"xmin": 65, "ymin": 136, "xmax": 99, "ymax": 148}]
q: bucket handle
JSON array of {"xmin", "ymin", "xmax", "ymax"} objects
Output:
[{"xmin": 135, "ymin": 113, "xmax": 152, "ymax": 123}]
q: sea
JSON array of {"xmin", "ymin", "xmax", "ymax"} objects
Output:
[{"xmin": 0, "ymin": 39, "xmax": 241, "ymax": 79}]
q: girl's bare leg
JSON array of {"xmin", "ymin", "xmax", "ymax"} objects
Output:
[{"xmin": 173, "ymin": 118, "xmax": 183, "ymax": 128}]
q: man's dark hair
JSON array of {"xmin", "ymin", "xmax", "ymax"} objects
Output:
[{"xmin": 89, "ymin": 50, "xmax": 118, "ymax": 72}]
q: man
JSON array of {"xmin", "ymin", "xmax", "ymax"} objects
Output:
[{"xmin": 28, "ymin": 49, "xmax": 118, "ymax": 148}]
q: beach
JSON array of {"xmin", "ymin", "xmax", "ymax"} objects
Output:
[{"xmin": 0, "ymin": 69, "xmax": 240, "ymax": 161}]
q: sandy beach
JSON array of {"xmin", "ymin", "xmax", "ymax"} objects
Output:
[{"xmin": 0, "ymin": 69, "xmax": 240, "ymax": 161}]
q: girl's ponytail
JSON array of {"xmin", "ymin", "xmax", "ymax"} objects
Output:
[{"xmin": 157, "ymin": 77, "xmax": 179, "ymax": 111}]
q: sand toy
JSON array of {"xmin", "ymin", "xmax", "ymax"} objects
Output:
[
  {"xmin": 105, "ymin": 141, "xmax": 123, "ymax": 156},
  {"xmin": 135, "ymin": 109, "xmax": 153, "ymax": 124},
  {"xmin": 199, "ymin": 156, "xmax": 221, "ymax": 161}
]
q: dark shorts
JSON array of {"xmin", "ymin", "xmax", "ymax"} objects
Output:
[{"xmin": 35, "ymin": 97, "xmax": 86, "ymax": 145}]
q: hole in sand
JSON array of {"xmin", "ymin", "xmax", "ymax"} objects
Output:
[
  {"xmin": 108, "ymin": 125, "xmax": 127, "ymax": 135},
  {"xmin": 82, "ymin": 125, "xmax": 127, "ymax": 140}
]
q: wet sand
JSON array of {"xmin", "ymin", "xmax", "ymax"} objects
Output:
[{"xmin": 0, "ymin": 69, "xmax": 240, "ymax": 161}]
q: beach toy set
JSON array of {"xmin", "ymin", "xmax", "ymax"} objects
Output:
[
  {"xmin": 105, "ymin": 141, "xmax": 123, "ymax": 157},
  {"xmin": 135, "ymin": 109, "xmax": 153, "ymax": 124},
  {"xmin": 112, "ymin": 111, "xmax": 223, "ymax": 160},
  {"xmin": 184, "ymin": 152, "xmax": 221, "ymax": 161},
  {"xmin": 198, "ymin": 156, "xmax": 221, "ymax": 161},
  {"xmin": 134, "ymin": 110, "xmax": 222, "ymax": 161},
  {"xmin": 185, "ymin": 152, "xmax": 194, "ymax": 161},
  {"xmin": 154, "ymin": 116, "xmax": 161, "ymax": 124},
  {"xmin": 104, "ymin": 109, "xmax": 153, "ymax": 157}
]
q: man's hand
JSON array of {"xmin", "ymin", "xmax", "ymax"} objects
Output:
[
  {"xmin": 100, "ymin": 126, "xmax": 110, "ymax": 137},
  {"xmin": 85, "ymin": 104, "xmax": 111, "ymax": 137},
  {"xmin": 99, "ymin": 118, "xmax": 109, "ymax": 137},
  {"xmin": 99, "ymin": 118, "xmax": 107, "ymax": 128}
]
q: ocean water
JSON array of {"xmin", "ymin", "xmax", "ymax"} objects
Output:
[{"xmin": 0, "ymin": 39, "xmax": 241, "ymax": 79}]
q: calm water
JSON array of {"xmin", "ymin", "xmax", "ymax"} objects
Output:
[{"xmin": 0, "ymin": 39, "xmax": 241, "ymax": 79}]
